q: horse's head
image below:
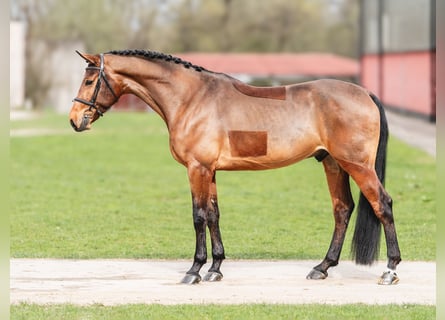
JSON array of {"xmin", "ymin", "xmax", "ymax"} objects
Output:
[{"xmin": 70, "ymin": 51, "xmax": 121, "ymax": 132}]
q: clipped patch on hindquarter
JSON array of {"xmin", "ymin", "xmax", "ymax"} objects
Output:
[{"xmin": 228, "ymin": 131, "xmax": 268, "ymax": 157}]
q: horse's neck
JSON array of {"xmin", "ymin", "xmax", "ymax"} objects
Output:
[
  {"xmin": 124, "ymin": 77, "xmax": 171, "ymax": 122},
  {"xmin": 122, "ymin": 62, "xmax": 200, "ymax": 124}
]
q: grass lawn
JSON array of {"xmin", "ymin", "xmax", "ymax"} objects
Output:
[
  {"xmin": 10, "ymin": 111, "xmax": 436, "ymax": 261},
  {"xmin": 11, "ymin": 303, "xmax": 435, "ymax": 320}
]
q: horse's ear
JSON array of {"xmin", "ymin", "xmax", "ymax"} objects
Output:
[{"xmin": 75, "ymin": 50, "xmax": 99, "ymax": 65}]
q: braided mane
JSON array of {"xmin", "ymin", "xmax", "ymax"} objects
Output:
[{"xmin": 106, "ymin": 49, "xmax": 207, "ymax": 72}]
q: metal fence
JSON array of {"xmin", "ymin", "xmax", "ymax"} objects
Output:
[
  {"xmin": 361, "ymin": 0, "xmax": 435, "ymax": 54},
  {"xmin": 360, "ymin": 0, "xmax": 435, "ymax": 120}
]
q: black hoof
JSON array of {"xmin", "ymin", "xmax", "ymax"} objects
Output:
[
  {"xmin": 378, "ymin": 270, "xmax": 399, "ymax": 285},
  {"xmin": 203, "ymin": 271, "xmax": 223, "ymax": 282},
  {"xmin": 180, "ymin": 272, "xmax": 201, "ymax": 284},
  {"xmin": 306, "ymin": 268, "xmax": 327, "ymax": 280}
]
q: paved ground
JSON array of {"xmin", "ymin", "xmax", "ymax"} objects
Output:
[
  {"xmin": 385, "ymin": 110, "xmax": 435, "ymax": 156},
  {"xmin": 11, "ymin": 259, "xmax": 435, "ymax": 305}
]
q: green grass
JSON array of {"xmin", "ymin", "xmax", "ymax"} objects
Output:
[
  {"xmin": 11, "ymin": 303, "xmax": 435, "ymax": 320},
  {"xmin": 11, "ymin": 112, "xmax": 436, "ymax": 260}
]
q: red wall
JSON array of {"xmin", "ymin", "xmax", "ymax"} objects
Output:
[{"xmin": 361, "ymin": 51, "xmax": 435, "ymax": 119}]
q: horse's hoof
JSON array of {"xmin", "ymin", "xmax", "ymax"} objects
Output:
[
  {"xmin": 306, "ymin": 268, "xmax": 327, "ymax": 280},
  {"xmin": 378, "ymin": 270, "xmax": 399, "ymax": 285},
  {"xmin": 180, "ymin": 272, "xmax": 201, "ymax": 284},
  {"xmin": 203, "ymin": 271, "xmax": 223, "ymax": 282}
]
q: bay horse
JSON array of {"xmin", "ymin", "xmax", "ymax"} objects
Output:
[{"xmin": 70, "ymin": 50, "xmax": 401, "ymax": 285}]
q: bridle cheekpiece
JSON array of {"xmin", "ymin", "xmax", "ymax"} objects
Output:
[{"xmin": 73, "ymin": 53, "xmax": 117, "ymax": 117}]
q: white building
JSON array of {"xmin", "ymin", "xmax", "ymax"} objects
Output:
[{"xmin": 10, "ymin": 21, "xmax": 26, "ymax": 109}]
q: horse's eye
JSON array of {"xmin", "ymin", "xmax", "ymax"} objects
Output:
[{"xmin": 85, "ymin": 80, "xmax": 94, "ymax": 86}]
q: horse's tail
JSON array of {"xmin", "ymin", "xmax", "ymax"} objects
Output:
[{"xmin": 351, "ymin": 93, "xmax": 388, "ymax": 265}]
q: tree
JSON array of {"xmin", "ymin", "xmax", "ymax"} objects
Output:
[
  {"xmin": 325, "ymin": 0, "xmax": 360, "ymax": 58},
  {"xmin": 160, "ymin": 0, "xmax": 336, "ymax": 53}
]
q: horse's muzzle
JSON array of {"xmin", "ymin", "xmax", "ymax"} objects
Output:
[{"xmin": 70, "ymin": 115, "xmax": 90, "ymax": 132}]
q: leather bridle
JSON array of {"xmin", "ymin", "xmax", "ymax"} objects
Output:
[{"xmin": 73, "ymin": 53, "xmax": 117, "ymax": 117}]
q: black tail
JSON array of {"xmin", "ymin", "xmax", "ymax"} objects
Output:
[{"xmin": 351, "ymin": 93, "xmax": 388, "ymax": 265}]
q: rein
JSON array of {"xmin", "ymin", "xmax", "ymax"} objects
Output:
[{"xmin": 73, "ymin": 53, "xmax": 117, "ymax": 117}]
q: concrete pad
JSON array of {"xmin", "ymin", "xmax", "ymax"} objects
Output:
[{"xmin": 10, "ymin": 259, "xmax": 435, "ymax": 305}]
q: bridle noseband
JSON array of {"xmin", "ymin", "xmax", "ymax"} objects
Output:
[{"xmin": 73, "ymin": 53, "xmax": 117, "ymax": 117}]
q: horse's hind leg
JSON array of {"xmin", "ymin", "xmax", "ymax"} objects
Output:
[
  {"xmin": 307, "ymin": 156, "xmax": 354, "ymax": 280},
  {"xmin": 339, "ymin": 160, "xmax": 401, "ymax": 285}
]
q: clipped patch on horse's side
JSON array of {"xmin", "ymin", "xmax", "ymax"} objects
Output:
[
  {"xmin": 228, "ymin": 131, "xmax": 268, "ymax": 157},
  {"xmin": 232, "ymin": 82, "xmax": 286, "ymax": 100}
]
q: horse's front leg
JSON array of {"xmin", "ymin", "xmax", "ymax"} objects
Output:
[
  {"xmin": 181, "ymin": 199, "xmax": 208, "ymax": 284},
  {"xmin": 181, "ymin": 164, "xmax": 225, "ymax": 284},
  {"xmin": 203, "ymin": 174, "xmax": 225, "ymax": 281}
]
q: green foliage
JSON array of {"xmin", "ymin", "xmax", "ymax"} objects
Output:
[
  {"xmin": 11, "ymin": 303, "xmax": 435, "ymax": 320},
  {"xmin": 15, "ymin": 0, "xmax": 131, "ymax": 52},
  {"xmin": 167, "ymin": 0, "xmax": 334, "ymax": 53},
  {"xmin": 10, "ymin": 112, "xmax": 435, "ymax": 261},
  {"xmin": 12, "ymin": 0, "xmax": 359, "ymax": 54}
]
